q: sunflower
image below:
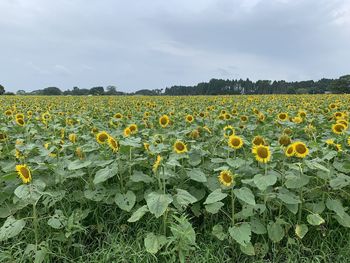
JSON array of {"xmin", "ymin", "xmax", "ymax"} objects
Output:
[
  {"xmin": 0, "ymin": 132, "xmax": 8, "ymax": 141},
  {"xmin": 223, "ymin": 125, "xmax": 235, "ymax": 138},
  {"xmin": 152, "ymin": 155, "xmax": 162, "ymax": 173},
  {"xmin": 123, "ymin": 127, "xmax": 131, "ymax": 137},
  {"xmin": 15, "ymin": 164, "xmax": 32, "ymax": 184},
  {"xmin": 159, "ymin": 115, "xmax": 170, "ymax": 128},
  {"xmin": 186, "ymin": 115, "xmax": 194, "ymax": 123},
  {"xmin": 108, "ymin": 136, "xmax": 119, "ymax": 152},
  {"xmin": 278, "ymin": 134, "xmax": 291, "ymax": 146},
  {"xmin": 41, "ymin": 112, "xmax": 52, "ymax": 123},
  {"xmin": 15, "ymin": 113, "xmax": 24, "ymax": 120},
  {"xmin": 68, "ymin": 133, "xmax": 77, "ymax": 143},
  {"xmin": 5, "ymin": 109, "xmax": 12, "ymax": 116},
  {"xmin": 114, "ymin": 113, "xmax": 123, "ymax": 119},
  {"xmin": 332, "ymin": 123, "xmax": 346, "ymax": 135},
  {"xmin": 76, "ymin": 147, "xmax": 85, "ymax": 159},
  {"xmin": 335, "ymin": 144, "xmax": 342, "ymax": 152},
  {"xmin": 285, "ymin": 144, "xmax": 295, "ymax": 157},
  {"xmin": 252, "ymin": 136, "xmax": 266, "ymax": 146},
  {"xmin": 278, "ymin": 113, "xmax": 288, "ymax": 121},
  {"xmin": 292, "ymin": 116, "xmax": 303, "ymax": 124},
  {"xmin": 252, "ymin": 145, "xmax": 271, "ymax": 163},
  {"xmin": 218, "ymin": 170, "xmax": 234, "ymax": 187},
  {"xmin": 44, "ymin": 143, "xmax": 57, "ymax": 157},
  {"xmin": 96, "ymin": 131, "xmax": 109, "ymax": 144},
  {"xmin": 203, "ymin": 126, "xmax": 212, "ymax": 134},
  {"xmin": 258, "ymin": 113, "xmax": 265, "ymax": 122},
  {"xmin": 190, "ymin": 129, "xmax": 200, "ymax": 139},
  {"xmin": 15, "ymin": 118, "xmax": 25, "ymax": 126},
  {"xmin": 228, "ymin": 135, "xmax": 244, "ymax": 149},
  {"xmin": 347, "ymin": 137, "xmax": 350, "ymax": 146},
  {"xmin": 129, "ymin": 124, "xmax": 138, "ymax": 134},
  {"xmin": 293, "ymin": 141, "xmax": 309, "ymax": 158},
  {"xmin": 144, "ymin": 142, "xmax": 150, "ymax": 152},
  {"xmin": 240, "ymin": 115, "xmax": 248, "ymax": 122},
  {"xmin": 174, "ymin": 140, "xmax": 188, "ymax": 154},
  {"xmin": 325, "ymin": 139, "xmax": 334, "ymax": 145}
]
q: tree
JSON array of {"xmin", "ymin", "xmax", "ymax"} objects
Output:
[
  {"xmin": 89, "ymin": 86, "xmax": 104, "ymax": 95},
  {"xmin": 16, "ymin": 90, "xmax": 26, "ymax": 95},
  {"xmin": 42, "ymin": 87, "xmax": 62, "ymax": 95},
  {"xmin": 331, "ymin": 75, "xmax": 350, "ymax": 93},
  {"xmin": 0, "ymin": 84, "xmax": 5, "ymax": 95},
  {"xmin": 105, "ymin": 86, "xmax": 118, "ymax": 95}
]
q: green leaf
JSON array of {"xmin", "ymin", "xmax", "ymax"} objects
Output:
[
  {"xmin": 285, "ymin": 174, "xmax": 310, "ymax": 189},
  {"xmin": 175, "ymin": 189, "xmax": 197, "ymax": 207},
  {"xmin": 295, "ymin": 224, "xmax": 308, "ymax": 239},
  {"xmin": 127, "ymin": 205, "xmax": 149, "ymax": 223},
  {"xmin": 212, "ymin": 224, "xmax": 227, "ymax": 241},
  {"xmin": 205, "ymin": 201, "xmax": 224, "ymax": 214},
  {"xmin": 233, "ymin": 187, "xmax": 256, "ymax": 206},
  {"xmin": 115, "ymin": 191, "xmax": 136, "ymax": 212},
  {"xmin": 188, "ymin": 151, "xmax": 202, "ymax": 166},
  {"xmin": 334, "ymin": 212, "xmax": 350, "ymax": 228},
  {"xmin": 187, "ymin": 168, "xmax": 207, "ymax": 183},
  {"xmin": 204, "ymin": 189, "xmax": 227, "ymax": 205},
  {"xmin": 93, "ymin": 165, "xmax": 118, "ymax": 185},
  {"xmin": 307, "ymin": 214, "xmax": 325, "ymax": 225},
  {"xmin": 277, "ymin": 189, "xmax": 301, "ymax": 204},
  {"xmin": 240, "ymin": 242, "xmax": 255, "ymax": 256},
  {"xmin": 250, "ymin": 217, "xmax": 267, "ymax": 234},
  {"xmin": 304, "ymin": 160, "xmax": 330, "ymax": 173},
  {"xmin": 130, "ymin": 170, "xmax": 154, "ymax": 184},
  {"xmin": 68, "ymin": 160, "xmax": 92, "ymax": 170},
  {"xmin": 144, "ymin": 232, "xmax": 167, "ymax": 254},
  {"xmin": 326, "ymin": 198, "xmax": 345, "ymax": 218},
  {"xmin": 329, "ymin": 174, "xmax": 350, "ymax": 189},
  {"xmin": 146, "ymin": 192, "xmax": 173, "ymax": 218},
  {"xmin": 267, "ymin": 221, "xmax": 284, "ymax": 243},
  {"xmin": 228, "ymin": 222, "xmax": 252, "ymax": 246},
  {"xmin": 47, "ymin": 210, "xmax": 67, "ymax": 229},
  {"xmin": 0, "ymin": 216, "xmax": 26, "ymax": 241},
  {"xmin": 253, "ymin": 173, "xmax": 277, "ymax": 191},
  {"xmin": 14, "ymin": 180, "xmax": 45, "ymax": 204}
]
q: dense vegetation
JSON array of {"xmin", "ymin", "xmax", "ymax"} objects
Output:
[
  {"xmin": 1, "ymin": 75, "xmax": 349, "ymax": 96},
  {"xmin": 0, "ymin": 95, "xmax": 350, "ymax": 262}
]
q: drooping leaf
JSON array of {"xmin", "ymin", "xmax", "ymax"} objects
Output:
[{"xmin": 146, "ymin": 192, "xmax": 173, "ymax": 218}]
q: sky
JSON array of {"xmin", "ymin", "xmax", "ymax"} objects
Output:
[{"xmin": 1, "ymin": 0, "xmax": 350, "ymax": 93}]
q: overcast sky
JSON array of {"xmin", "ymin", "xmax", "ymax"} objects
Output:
[{"xmin": 1, "ymin": 0, "xmax": 350, "ymax": 92}]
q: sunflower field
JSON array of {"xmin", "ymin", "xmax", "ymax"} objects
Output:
[{"xmin": 0, "ymin": 95, "xmax": 350, "ymax": 262}]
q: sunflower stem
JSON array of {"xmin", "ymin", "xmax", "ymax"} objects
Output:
[
  {"xmin": 231, "ymin": 188, "xmax": 235, "ymax": 226},
  {"xmin": 298, "ymin": 164, "xmax": 303, "ymax": 223},
  {"xmin": 33, "ymin": 202, "xmax": 39, "ymax": 249}
]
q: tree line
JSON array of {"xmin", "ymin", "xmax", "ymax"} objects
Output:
[{"xmin": 0, "ymin": 75, "xmax": 349, "ymax": 96}]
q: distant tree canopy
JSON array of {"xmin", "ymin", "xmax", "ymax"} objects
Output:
[
  {"xmin": 6, "ymin": 74, "xmax": 350, "ymax": 96},
  {"xmin": 0, "ymin": 84, "xmax": 5, "ymax": 95},
  {"xmin": 42, "ymin": 87, "xmax": 62, "ymax": 95}
]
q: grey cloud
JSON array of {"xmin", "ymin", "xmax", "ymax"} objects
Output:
[{"xmin": 0, "ymin": 0, "xmax": 349, "ymax": 92}]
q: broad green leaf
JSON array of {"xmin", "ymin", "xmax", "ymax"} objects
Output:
[
  {"xmin": 188, "ymin": 151, "xmax": 202, "ymax": 166},
  {"xmin": 253, "ymin": 173, "xmax": 277, "ymax": 191},
  {"xmin": 187, "ymin": 168, "xmax": 207, "ymax": 183},
  {"xmin": 146, "ymin": 192, "xmax": 173, "ymax": 218},
  {"xmin": 334, "ymin": 212, "xmax": 350, "ymax": 228},
  {"xmin": 267, "ymin": 221, "xmax": 284, "ymax": 243},
  {"xmin": 47, "ymin": 210, "xmax": 67, "ymax": 229},
  {"xmin": 326, "ymin": 198, "xmax": 345, "ymax": 217},
  {"xmin": 304, "ymin": 160, "xmax": 330, "ymax": 173},
  {"xmin": 127, "ymin": 205, "xmax": 149, "ymax": 223},
  {"xmin": 212, "ymin": 224, "xmax": 227, "ymax": 240},
  {"xmin": 68, "ymin": 160, "xmax": 92, "ymax": 170},
  {"xmin": 205, "ymin": 201, "xmax": 224, "ymax": 214},
  {"xmin": 285, "ymin": 174, "xmax": 310, "ymax": 189},
  {"xmin": 329, "ymin": 174, "xmax": 350, "ymax": 189},
  {"xmin": 228, "ymin": 222, "xmax": 252, "ymax": 246},
  {"xmin": 0, "ymin": 216, "xmax": 26, "ymax": 241},
  {"xmin": 93, "ymin": 165, "xmax": 118, "ymax": 184},
  {"xmin": 250, "ymin": 217, "xmax": 267, "ymax": 234},
  {"xmin": 144, "ymin": 232, "xmax": 167, "ymax": 254},
  {"xmin": 175, "ymin": 189, "xmax": 197, "ymax": 207},
  {"xmin": 277, "ymin": 189, "xmax": 301, "ymax": 204},
  {"xmin": 295, "ymin": 224, "xmax": 308, "ymax": 239},
  {"xmin": 204, "ymin": 189, "xmax": 227, "ymax": 205},
  {"xmin": 240, "ymin": 242, "xmax": 255, "ymax": 256},
  {"xmin": 130, "ymin": 170, "xmax": 154, "ymax": 184},
  {"xmin": 115, "ymin": 191, "xmax": 136, "ymax": 212},
  {"xmin": 233, "ymin": 187, "xmax": 256, "ymax": 206},
  {"xmin": 307, "ymin": 214, "xmax": 325, "ymax": 225}
]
